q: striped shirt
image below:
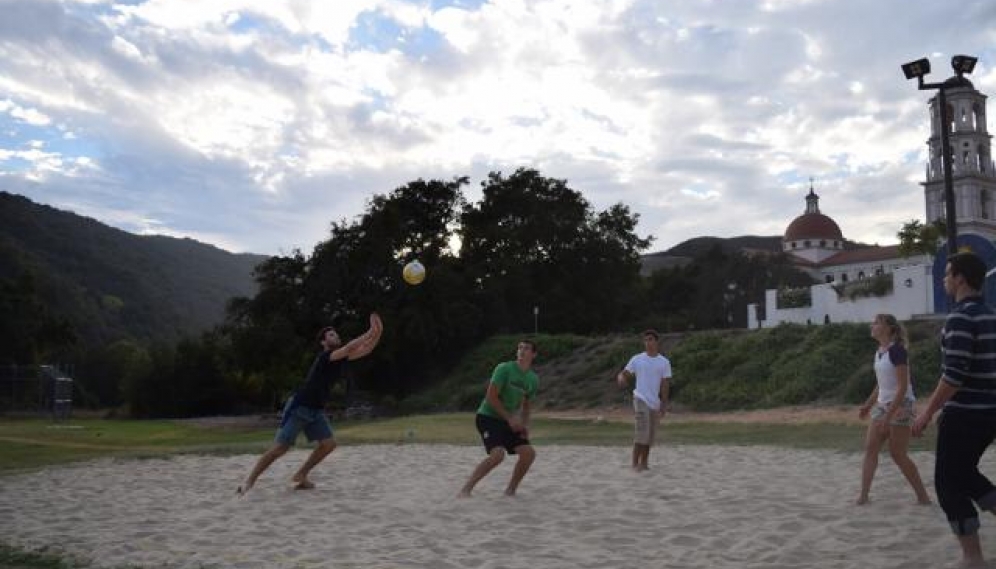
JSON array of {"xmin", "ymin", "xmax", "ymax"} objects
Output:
[{"xmin": 942, "ymin": 295, "xmax": 996, "ymax": 412}]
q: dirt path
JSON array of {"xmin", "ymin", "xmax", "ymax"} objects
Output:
[{"xmin": 538, "ymin": 403, "xmax": 869, "ymax": 426}]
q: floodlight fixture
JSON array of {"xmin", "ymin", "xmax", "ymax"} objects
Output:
[
  {"xmin": 951, "ymin": 55, "xmax": 978, "ymax": 76},
  {"xmin": 900, "ymin": 54, "xmax": 980, "ymax": 256},
  {"xmin": 901, "ymin": 58, "xmax": 931, "ymax": 80}
]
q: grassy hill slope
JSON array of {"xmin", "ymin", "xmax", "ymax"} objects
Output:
[{"xmin": 406, "ymin": 320, "xmax": 945, "ymax": 413}]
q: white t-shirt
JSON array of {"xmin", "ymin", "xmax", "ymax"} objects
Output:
[
  {"xmin": 625, "ymin": 352, "xmax": 672, "ymax": 410},
  {"xmin": 873, "ymin": 343, "xmax": 915, "ymax": 404}
]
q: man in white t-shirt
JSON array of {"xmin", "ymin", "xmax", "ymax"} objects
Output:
[{"xmin": 617, "ymin": 329, "xmax": 672, "ymax": 471}]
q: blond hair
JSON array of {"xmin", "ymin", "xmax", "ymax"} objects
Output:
[{"xmin": 875, "ymin": 313, "xmax": 908, "ymax": 346}]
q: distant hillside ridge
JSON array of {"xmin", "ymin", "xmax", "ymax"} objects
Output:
[
  {"xmin": 0, "ymin": 191, "xmax": 269, "ymax": 347},
  {"xmin": 640, "ymin": 235, "xmax": 887, "ymax": 275},
  {"xmin": 639, "ymin": 236, "xmax": 782, "ymax": 275}
]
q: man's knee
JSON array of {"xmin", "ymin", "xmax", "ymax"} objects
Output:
[
  {"xmin": 516, "ymin": 445, "xmax": 536, "ymax": 462},
  {"xmin": 487, "ymin": 448, "xmax": 506, "ymax": 465},
  {"xmin": 318, "ymin": 439, "xmax": 337, "ymax": 453},
  {"xmin": 267, "ymin": 443, "xmax": 291, "ymax": 459}
]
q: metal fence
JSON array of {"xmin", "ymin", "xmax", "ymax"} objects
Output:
[{"xmin": 0, "ymin": 363, "xmax": 74, "ymax": 419}]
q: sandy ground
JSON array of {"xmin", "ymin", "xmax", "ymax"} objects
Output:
[{"xmin": 3, "ymin": 443, "xmax": 996, "ymax": 569}]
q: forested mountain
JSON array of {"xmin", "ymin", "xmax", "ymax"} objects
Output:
[
  {"xmin": 0, "ymin": 191, "xmax": 268, "ymax": 357},
  {"xmin": 661, "ymin": 235, "xmax": 783, "ymax": 258},
  {"xmin": 640, "ymin": 236, "xmax": 784, "ymax": 275}
]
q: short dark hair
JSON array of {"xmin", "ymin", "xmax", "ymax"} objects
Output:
[
  {"xmin": 642, "ymin": 329, "xmax": 660, "ymax": 340},
  {"xmin": 948, "ymin": 251, "xmax": 988, "ymax": 291},
  {"xmin": 519, "ymin": 339, "xmax": 538, "ymax": 353},
  {"xmin": 316, "ymin": 326, "xmax": 336, "ymax": 343}
]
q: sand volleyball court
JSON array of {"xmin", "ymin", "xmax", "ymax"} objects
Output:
[{"xmin": 2, "ymin": 444, "xmax": 994, "ymax": 568}]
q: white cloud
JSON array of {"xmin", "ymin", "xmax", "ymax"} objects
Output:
[
  {"xmin": 3, "ymin": 101, "xmax": 52, "ymax": 126},
  {"xmin": 0, "ymin": 0, "xmax": 993, "ymax": 255}
]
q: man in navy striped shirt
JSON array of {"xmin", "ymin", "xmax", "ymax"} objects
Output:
[{"xmin": 914, "ymin": 251, "xmax": 996, "ymax": 568}]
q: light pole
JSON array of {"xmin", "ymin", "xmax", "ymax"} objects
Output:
[
  {"xmin": 901, "ymin": 54, "xmax": 978, "ymax": 255},
  {"xmin": 724, "ymin": 282, "xmax": 737, "ymax": 328}
]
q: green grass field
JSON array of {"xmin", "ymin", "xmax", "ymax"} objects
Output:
[{"xmin": 0, "ymin": 412, "xmax": 937, "ymax": 474}]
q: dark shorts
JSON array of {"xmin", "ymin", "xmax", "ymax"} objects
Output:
[
  {"xmin": 475, "ymin": 413, "xmax": 530, "ymax": 454},
  {"xmin": 275, "ymin": 395, "xmax": 333, "ymax": 446}
]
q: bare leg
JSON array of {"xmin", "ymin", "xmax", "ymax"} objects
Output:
[
  {"xmin": 633, "ymin": 444, "xmax": 650, "ymax": 471},
  {"xmin": 504, "ymin": 445, "xmax": 536, "ymax": 496},
  {"xmin": 957, "ymin": 534, "xmax": 985, "ymax": 567},
  {"xmin": 238, "ymin": 443, "xmax": 291, "ymax": 495},
  {"xmin": 887, "ymin": 426, "xmax": 931, "ymax": 504},
  {"xmin": 857, "ymin": 422, "xmax": 887, "ymax": 505},
  {"xmin": 459, "ymin": 448, "xmax": 505, "ymax": 497},
  {"xmin": 291, "ymin": 438, "xmax": 336, "ymax": 489}
]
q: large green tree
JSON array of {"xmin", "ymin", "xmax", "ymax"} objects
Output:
[
  {"xmin": 644, "ymin": 245, "xmax": 816, "ymax": 331},
  {"xmin": 460, "ymin": 168, "xmax": 651, "ymax": 333},
  {"xmin": 223, "ymin": 177, "xmax": 475, "ymax": 403},
  {"xmin": 898, "ymin": 219, "xmax": 945, "ymax": 257}
]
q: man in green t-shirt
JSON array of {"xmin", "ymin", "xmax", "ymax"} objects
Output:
[{"xmin": 458, "ymin": 340, "xmax": 539, "ymax": 497}]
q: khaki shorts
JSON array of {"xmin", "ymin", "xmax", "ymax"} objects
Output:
[
  {"xmin": 870, "ymin": 399, "xmax": 915, "ymax": 427},
  {"xmin": 633, "ymin": 398, "xmax": 659, "ymax": 445}
]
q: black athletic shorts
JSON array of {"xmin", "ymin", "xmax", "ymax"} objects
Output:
[{"xmin": 475, "ymin": 413, "xmax": 530, "ymax": 454}]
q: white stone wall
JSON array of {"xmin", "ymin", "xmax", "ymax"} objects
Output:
[
  {"xmin": 815, "ymin": 254, "xmax": 929, "ymax": 285},
  {"xmin": 755, "ymin": 263, "xmax": 934, "ymax": 327}
]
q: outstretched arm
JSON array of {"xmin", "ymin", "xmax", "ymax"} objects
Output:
[{"xmin": 330, "ymin": 313, "xmax": 384, "ymax": 361}]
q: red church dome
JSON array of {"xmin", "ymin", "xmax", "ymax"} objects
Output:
[{"xmin": 784, "ymin": 212, "xmax": 843, "ymax": 241}]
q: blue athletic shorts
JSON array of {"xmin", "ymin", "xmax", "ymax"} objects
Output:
[{"xmin": 275, "ymin": 395, "xmax": 333, "ymax": 446}]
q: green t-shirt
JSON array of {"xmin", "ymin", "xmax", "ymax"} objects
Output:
[{"xmin": 477, "ymin": 361, "xmax": 539, "ymax": 419}]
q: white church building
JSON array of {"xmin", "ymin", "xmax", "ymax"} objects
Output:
[{"xmin": 751, "ymin": 71, "xmax": 996, "ymax": 327}]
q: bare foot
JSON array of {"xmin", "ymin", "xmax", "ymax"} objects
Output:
[
  {"xmin": 292, "ymin": 479, "xmax": 315, "ymax": 490},
  {"xmin": 503, "ymin": 489, "xmax": 517, "ymax": 497},
  {"xmin": 917, "ymin": 497, "xmax": 932, "ymax": 505},
  {"xmin": 457, "ymin": 490, "xmax": 472, "ymax": 498},
  {"xmin": 236, "ymin": 483, "xmax": 253, "ymax": 497},
  {"xmin": 855, "ymin": 496, "xmax": 869, "ymax": 505}
]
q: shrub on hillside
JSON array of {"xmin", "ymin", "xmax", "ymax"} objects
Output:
[{"xmin": 670, "ymin": 321, "xmax": 941, "ymax": 412}]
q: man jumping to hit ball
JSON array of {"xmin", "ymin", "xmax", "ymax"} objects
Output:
[{"xmin": 237, "ymin": 312, "xmax": 383, "ymax": 496}]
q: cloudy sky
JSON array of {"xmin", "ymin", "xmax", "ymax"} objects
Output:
[{"xmin": 1, "ymin": 0, "xmax": 994, "ymax": 256}]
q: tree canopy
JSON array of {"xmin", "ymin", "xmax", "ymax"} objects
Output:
[{"xmin": 3, "ymin": 170, "xmax": 820, "ymax": 417}]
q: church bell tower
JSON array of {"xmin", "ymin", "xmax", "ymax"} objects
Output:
[{"xmin": 923, "ymin": 76, "xmax": 996, "ymax": 241}]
